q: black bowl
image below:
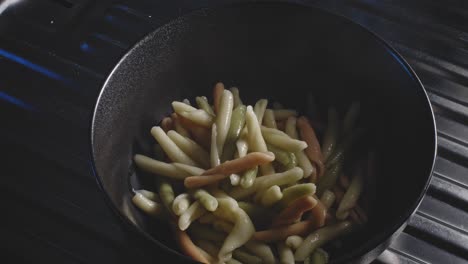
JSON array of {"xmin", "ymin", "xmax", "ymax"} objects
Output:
[{"xmin": 91, "ymin": 2, "xmax": 436, "ymax": 263}]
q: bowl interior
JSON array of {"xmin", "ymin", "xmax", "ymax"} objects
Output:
[{"xmin": 92, "ymin": 3, "xmax": 436, "ymax": 263}]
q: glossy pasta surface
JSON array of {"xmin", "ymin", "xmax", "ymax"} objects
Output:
[{"xmin": 131, "ymin": 83, "xmax": 370, "ymax": 264}]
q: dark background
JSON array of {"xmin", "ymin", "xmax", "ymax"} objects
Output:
[{"xmin": 1, "ymin": 0, "xmax": 467, "ymax": 263}]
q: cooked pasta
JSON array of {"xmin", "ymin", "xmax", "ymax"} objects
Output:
[
  {"xmin": 259, "ymin": 185, "xmax": 283, "ymax": 207},
  {"xmin": 171, "ymin": 113, "xmax": 191, "ymax": 138},
  {"xmin": 151, "ymin": 126, "xmax": 198, "ymax": 166},
  {"xmin": 133, "ymin": 154, "xmax": 190, "ymax": 179},
  {"xmin": 216, "ymin": 90, "xmax": 234, "ymax": 154},
  {"xmin": 244, "ymin": 240, "xmax": 275, "ymax": 264},
  {"xmin": 297, "ymin": 117, "xmax": 324, "ymax": 182},
  {"xmin": 178, "ymin": 201, "xmax": 207, "ymax": 231},
  {"xmin": 245, "ymin": 105, "xmax": 275, "ymax": 175},
  {"xmin": 210, "ymin": 123, "xmax": 220, "ymax": 168},
  {"xmin": 285, "ymin": 116, "xmax": 315, "ymax": 178},
  {"xmin": 277, "ymin": 241, "xmax": 295, "ymax": 264},
  {"xmin": 196, "ymin": 96, "xmax": 215, "ymax": 116},
  {"xmin": 172, "ymin": 162, "xmax": 204, "ymax": 176},
  {"xmin": 322, "ymin": 107, "xmax": 339, "ymax": 161},
  {"xmin": 253, "ymin": 99, "xmax": 268, "ymax": 124},
  {"xmin": 172, "ymin": 193, "xmax": 191, "ymax": 216},
  {"xmin": 263, "ymin": 109, "xmax": 277, "ymax": 129},
  {"xmin": 132, "ymin": 192, "xmax": 163, "ymax": 217},
  {"xmin": 167, "ymin": 130, "xmax": 210, "ymax": 168},
  {"xmin": 131, "ymin": 85, "xmax": 371, "ymax": 263},
  {"xmin": 285, "ymin": 235, "xmax": 304, "ymax": 250}
]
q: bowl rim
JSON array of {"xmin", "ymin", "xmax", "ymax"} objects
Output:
[{"xmin": 90, "ymin": 1, "xmax": 437, "ymax": 263}]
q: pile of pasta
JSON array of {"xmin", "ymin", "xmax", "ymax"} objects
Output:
[{"xmin": 132, "ymin": 83, "xmax": 369, "ymax": 264}]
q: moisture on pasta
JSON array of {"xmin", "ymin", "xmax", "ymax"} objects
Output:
[{"xmin": 132, "ymin": 82, "xmax": 371, "ymax": 264}]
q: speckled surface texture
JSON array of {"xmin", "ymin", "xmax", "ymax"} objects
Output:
[
  {"xmin": 1, "ymin": 0, "xmax": 467, "ymax": 263},
  {"xmin": 92, "ymin": 3, "xmax": 435, "ymax": 263}
]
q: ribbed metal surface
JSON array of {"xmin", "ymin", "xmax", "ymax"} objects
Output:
[{"xmin": 1, "ymin": 0, "xmax": 467, "ymax": 263}]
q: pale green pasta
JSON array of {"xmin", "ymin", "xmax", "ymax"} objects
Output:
[
  {"xmin": 233, "ymin": 248, "xmax": 262, "ymax": 264},
  {"xmin": 262, "ymin": 129, "xmax": 308, "ymax": 153},
  {"xmin": 178, "ymin": 201, "xmax": 207, "ymax": 231},
  {"xmin": 245, "ymin": 105, "xmax": 274, "ymax": 175},
  {"xmin": 317, "ymin": 157, "xmax": 344, "ymax": 196},
  {"xmin": 284, "ymin": 116, "xmax": 298, "ymax": 137},
  {"xmin": 196, "ymin": 96, "xmax": 215, "ymax": 116},
  {"xmin": 194, "ymin": 189, "xmax": 219, "ymax": 212},
  {"xmin": 261, "ymin": 125, "xmax": 288, "ymax": 136},
  {"xmin": 235, "ymin": 135, "xmax": 249, "ymax": 158},
  {"xmin": 230, "ymin": 87, "xmax": 243, "ymax": 108},
  {"xmin": 253, "ymin": 99, "xmax": 268, "ymax": 123},
  {"xmin": 222, "ymin": 105, "xmax": 247, "ymax": 161},
  {"xmin": 263, "ymin": 109, "xmax": 277, "ymax": 129},
  {"xmin": 245, "ymin": 105, "xmax": 268, "ymax": 153},
  {"xmin": 172, "ymin": 101, "xmax": 198, "ymax": 113},
  {"xmin": 216, "ymin": 89, "xmax": 234, "ymax": 154},
  {"xmin": 230, "ymin": 173, "xmax": 241, "ymax": 186},
  {"xmin": 135, "ymin": 189, "xmax": 159, "ymax": 202},
  {"xmin": 267, "ymin": 144, "xmax": 297, "ymax": 169},
  {"xmin": 172, "ymin": 162, "xmax": 205, "ymax": 176},
  {"xmin": 256, "ymin": 167, "xmax": 304, "ymax": 191},
  {"xmin": 132, "ymin": 192, "xmax": 163, "ymax": 217},
  {"xmin": 277, "ymin": 242, "xmax": 295, "ymax": 264},
  {"xmin": 134, "ymin": 154, "xmax": 190, "ymax": 179},
  {"xmin": 259, "ymin": 185, "xmax": 283, "ymax": 207},
  {"xmin": 179, "ymin": 109, "xmax": 214, "ymax": 127},
  {"xmin": 151, "ymin": 126, "xmax": 198, "ymax": 166},
  {"xmin": 167, "ymin": 130, "xmax": 210, "ymax": 168},
  {"xmin": 228, "ymin": 167, "xmax": 300, "ymax": 200},
  {"xmin": 158, "ymin": 180, "xmax": 175, "ymax": 211},
  {"xmin": 244, "ymin": 241, "xmax": 275, "ymax": 264},
  {"xmin": 277, "ymin": 183, "xmax": 316, "ymax": 209},
  {"xmin": 294, "ymin": 221, "xmax": 352, "ymax": 261},
  {"xmin": 336, "ymin": 171, "xmax": 363, "ymax": 220},
  {"xmin": 214, "ymin": 198, "xmax": 255, "ymax": 263},
  {"xmin": 240, "ymin": 166, "xmax": 258, "ymax": 189},
  {"xmin": 285, "ymin": 235, "xmax": 304, "ymax": 250},
  {"xmin": 285, "ymin": 116, "xmax": 314, "ymax": 178},
  {"xmin": 132, "ymin": 88, "xmax": 369, "ymax": 264},
  {"xmin": 320, "ymin": 190, "xmax": 336, "ymax": 210},
  {"xmin": 211, "ymin": 123, "xmax": 220, "ymax": 167},
  {"xmin": 309, "ymin": 248, "xmax": 329, "ymax": 264},
  {"xmin": 172, "ymin": 193, "xmax": 191, "ymax": 216},
  {"xmin": 230, "ymin": 167, "xmax": 303, "ymax": 199}
]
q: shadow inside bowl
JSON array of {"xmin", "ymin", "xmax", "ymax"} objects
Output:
[{"xmin": 91, "ymin": 2, "xmax": 436, "ymax": 263}]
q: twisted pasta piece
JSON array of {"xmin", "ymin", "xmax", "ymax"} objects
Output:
[
  {"xmin": 297, "ymin": 116, "xmax": 324, "ymax": 182},
  {"xmin": 213, "ymin": 198, "xmax": 255, "ymax": 262}
]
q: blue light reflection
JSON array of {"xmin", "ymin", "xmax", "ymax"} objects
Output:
[
  {"xmin": 0, "ymin": 91, "xmax": 35, "ymax": 111},
  {"xmin": 80, "ymin": 42, "xmax": 93, "ymax": 53},
  {"xmin": 0, "ymin": 48, "xmax": 65, "ymax": 82},
  {"xmin": 384, "ymin": 46, "xmax": 414, "ymax": 79}
]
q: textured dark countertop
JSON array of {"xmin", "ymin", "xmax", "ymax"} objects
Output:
[{"xmin": 1, "ymin": 0, "xmax": 467, "ymax": 263}]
